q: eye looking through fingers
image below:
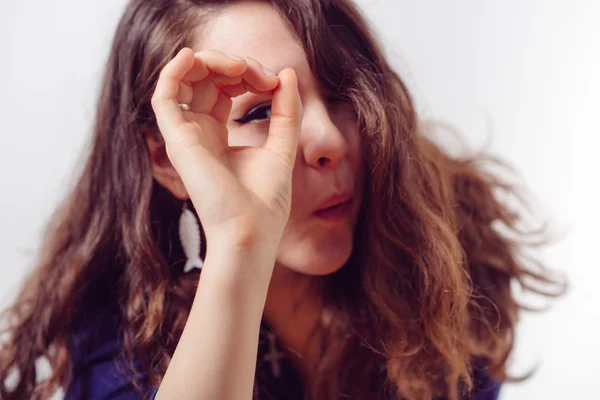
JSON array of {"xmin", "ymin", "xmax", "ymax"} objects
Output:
[{"xmin": 233, "ymin": 103, "xmax": 273, "ymax": 124}]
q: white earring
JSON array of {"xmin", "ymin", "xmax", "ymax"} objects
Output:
[{"xmin": 178, "ymin": 203, "xmax": 203, "ymax": 273}]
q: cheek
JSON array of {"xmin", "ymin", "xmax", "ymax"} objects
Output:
[
  {"xmin": 339, "ymin": 119, "xmax": 364, "ymax": 178},
  {"xmin": 330, "ymin": 106, "xmax": 362, "ymax": 162},
  {"xmin": 348, "ymin": 133, "xmax": 363, "ymax": 173},
  {"xmin": 289, "ymin": 162, "xmax": 310, "ymax": 213},
  {"xmin": 227, "ymin": 124, "xmax": 269, "ymax": 147}
]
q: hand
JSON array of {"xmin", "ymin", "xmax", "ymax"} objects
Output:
[{"xmin": 151, "ymin": 48, "xmax": 302, "ymax": 250}]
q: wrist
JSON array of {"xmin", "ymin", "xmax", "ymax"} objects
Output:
[
  {"xmin": 199, "ymin": 239, "xmax": 278, "ymax": 292},
  {"xmin": 205, "ymin": 220, "xmax": 283, "ymax": 257},
  {"xmin": 200, "ymin": 208, "xmax": 285, "ymax": 248}
]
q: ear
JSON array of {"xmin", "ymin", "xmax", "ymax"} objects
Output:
[{"xmin": 145, "ymin": 129, "xmax": 190, "ymax": 201}]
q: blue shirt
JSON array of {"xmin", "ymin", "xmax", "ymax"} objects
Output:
[{"xmin": 65, "ymin": 309, "xmax": 501, "ymax": 400}]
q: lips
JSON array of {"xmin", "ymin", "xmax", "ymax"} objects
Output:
[
  {"xmin": 314, "ymin": 191, "xmax": 353, "ymax": 221},
  {"xmin": 315, "ymin": 192, "xmax": 353, "ymax": 212},
  {"xmin": 314, "ymin": 199, "xmax": 352, "ymax": 220}
]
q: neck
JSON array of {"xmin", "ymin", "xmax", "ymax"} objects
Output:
[{"xmin": 263, "ymin": 264, "xmax": 325, "ymax": 383}]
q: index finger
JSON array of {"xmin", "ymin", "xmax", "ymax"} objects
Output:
[{"xmin": 151, "ymin": 47, "xmax": 197, "ymax": 137}]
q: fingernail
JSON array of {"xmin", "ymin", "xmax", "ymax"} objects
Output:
[
  {"xmin": 225, "ymin": 54, "xmax": 244, "ymax": 61},
  {"xmin": 262, "ymin": 66, "xmax": 276, "ymax": 76}
]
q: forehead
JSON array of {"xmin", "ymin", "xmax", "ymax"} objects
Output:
[{"xmin": 194, "ymin": 2, "xmax": 308, "ymax": 75}]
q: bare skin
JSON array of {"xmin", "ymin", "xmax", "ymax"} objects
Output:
[{"xmin": 150, "ymin": 3, "xmax": 363, "ymax": 399}]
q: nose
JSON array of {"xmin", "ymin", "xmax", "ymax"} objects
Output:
[{"xmin": 300, "ymin": 101, "xmax": 349, "ymax": 169}]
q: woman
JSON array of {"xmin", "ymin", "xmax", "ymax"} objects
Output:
[{"xmin": 0, "ymin": 0, "xmax": 562, "ymax": 399}]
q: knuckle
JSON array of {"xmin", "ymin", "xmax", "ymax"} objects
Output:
[
  {"xmin": 273, "ymin": 114, "xmax": 302, "ymax": 132},
  {"xmin": 272, "ymin": 113, "xmax": 297, "ymax": 124},
  {"xmin": 150, "ymin": 94, "xmax": 162, "ymax": 111},
  {"xmin": 157, "ymin": 67, "xmax": 169, "ymax": 81}
]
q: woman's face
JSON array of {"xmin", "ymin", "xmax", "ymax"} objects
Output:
[{"xmin": 194, "ymin": 2, "xmax": 364, "ymax": 277}]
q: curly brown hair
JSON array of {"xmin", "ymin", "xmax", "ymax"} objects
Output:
[{"xmin": 0, "ymin": 0, "xmax": 564, "ymax": 399}]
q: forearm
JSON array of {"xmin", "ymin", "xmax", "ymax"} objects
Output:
[{"xmin": 156, "ymin": 244, "xmax": 276, "ymax": 400}]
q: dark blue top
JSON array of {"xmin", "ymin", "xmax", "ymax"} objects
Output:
[{"xmin": 64, "ymin": 310, "xmax": 501, "ymax": 400}]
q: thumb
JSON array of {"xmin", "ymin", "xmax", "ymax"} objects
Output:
[{"xmin": 263, "ymin": 68, "xmax": 303, "ymax": 168}]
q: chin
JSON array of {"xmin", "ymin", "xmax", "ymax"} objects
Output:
[{"xmin": 276, "ymin": 227, "xmax": 355, "ymax": 277}]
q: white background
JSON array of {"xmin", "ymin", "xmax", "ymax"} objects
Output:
[{"xmin": 0, "ymin": 0, "xmax": 598, "ymax": 398}]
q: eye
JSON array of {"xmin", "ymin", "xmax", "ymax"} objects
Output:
[{"xmin": 233, "ymin": 104, "xmax": 272, "ymax": 124}]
